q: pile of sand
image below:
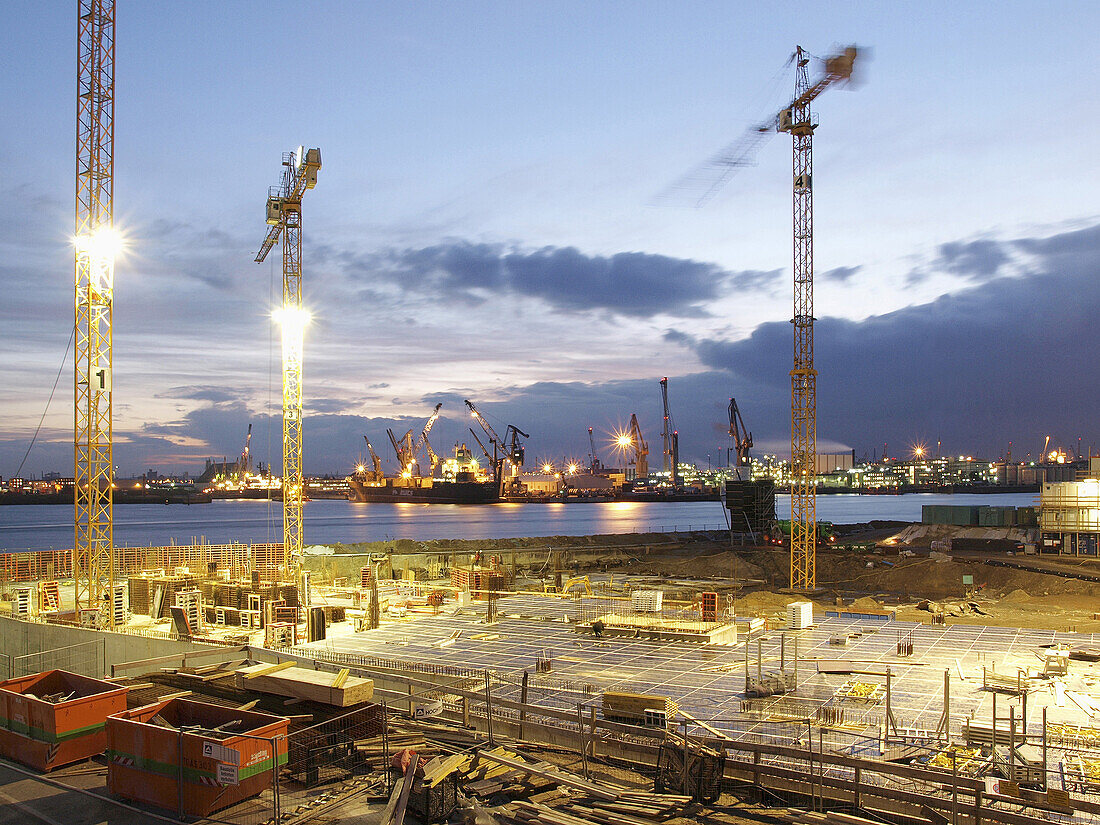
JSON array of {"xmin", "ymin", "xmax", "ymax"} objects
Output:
[
  {"xmin": 1002, "ymin": 588, "xmax": 1032, "ymax": 603},
  {"xmin": 849, "ymin": 596, "xmax": 884, "ymax": 611}
]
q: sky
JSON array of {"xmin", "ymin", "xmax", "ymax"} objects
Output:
[{"xmin": 1, "ymin": 2, "xmax": 1098, "ymax": 478}]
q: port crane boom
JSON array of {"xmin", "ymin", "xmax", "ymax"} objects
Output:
[
  {"xmin": 465, "ymin": 399, "xmax": 529, "ymax": 490},
  {"xmin": 255, "ymin": 145, "xmax": 321, "ymax": 585},
  {"xmin": 237, "ymin": 423, "xmax": 253, "ymax": 479},
  {"xmin": 728, "ymin": 398, "xmax": 752, "ymax": 478},
  {"xmin": 624, "ymin": 414, "xmax": 649, "ymax": 479},
  {"xmin": 660, "ymin": 378, "xmax": 680, "ymax": 488},
  {"xmin": 360, "ymin": 435, "xmax": 384, "ymax": 481},
  {"xmin": 670, "ymin": 45, "xmax": 859, "ymax": 591},
  {"xmin": 410, "ymin": 403, "xmax": 442, "ymax": 473}
]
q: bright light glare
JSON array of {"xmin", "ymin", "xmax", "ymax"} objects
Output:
[
  {"xmin": 355, "ymin": 464, "xmax": 365, "ymax": 473},
  {"xmin": 273, "ymin": 306, "xmax": 311, "ymax": 330},
  {"xmin": 542, "ymin": 463, "xmax": 553, "ymax": 474},
  {"xmin": 567, "ymin": 463, "xmax": 578, "ymax": 474},
  {"xmin": 615, "ymin": 434, "xmax": 633, "ymax": 448},
  {"xmin": 74, "ymin": 226, "xmax": 123, "ymax": 263}
]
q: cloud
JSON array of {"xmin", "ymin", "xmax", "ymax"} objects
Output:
[
  {"xmin": 345, "ymin": 241, "xmax": 768, "ymax": 319},
  {"xmin": 935, "ymin": 239, "xmax": 1009, "ymax": 279},
  {"xmin": 822, "ymin": 265, "xmax": 861, "ymax": 283},
  {"xmin": 728, "ymin": 268, "xmax": 784, "ymax": 291},
  {"xmin": 674, "ymin": 222, "xmax": 1100, "ymax": 458},
  {"xmin": 908, "ymin": 237, "xmax": 1009, "ymax": 285},
  {"xmin": 156, "ymin": 386, "xmax": 243, "ymax": 403}
]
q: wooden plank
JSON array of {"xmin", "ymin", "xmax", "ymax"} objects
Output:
[
  {"xmin": 476, "ymin": 751, "xmax": 619, "ymax": 801},
  {"xmin": 110, "ymin": 644, "xmax": 248, "ymax": 676},
  {"xmin": 235, "ymin": 663, "xmax": 374, "ymax": 707},
  {"xmin": 391, "ymin": 753, "xmax": 420, "ymax": 825},
  {"xmin": 678, "ymin": 709, "xmax": 728, "ymax": 740},
  {"xmin": 424, "ymin": 753, "xmax": 467, "ymax": 787},
  {"xmin": 332, "ymin": 668, "xmax": 350, "ymax": 689},
  {"xmin": 245, "ymin": 660, "xmax": 297, "ymax": 679},
  {"xmin": 237, "ymin": 700, "xmax": 259, "ymax": 711}
]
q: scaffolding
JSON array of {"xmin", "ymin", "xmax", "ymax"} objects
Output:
[{"xmin": 1039, "ymin": 480, "xmax": 1100, "ymax": 555}]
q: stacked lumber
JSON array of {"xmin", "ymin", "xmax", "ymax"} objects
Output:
[
  {"xmin": 500, "ymin": 792, "xmax": 690, "ymax": 825},
  {"xmin": 778, "ymin": 810, "xmax": 887, "ymax": 825},
  {"xmin": 234, "ymin": 663, "xmax": 374, "ymax": 706}
]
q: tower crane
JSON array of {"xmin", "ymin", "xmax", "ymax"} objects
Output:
[
  {"xmin": 659, "ymin": 377, "xmax": 679, "ymax": 488},
  {"xmin": 728, "ymin": 398, "xmax": 752, "ymax": 480},
  {"xmin": 671, "ymin": 45, "xmax": 859, "ymax": 590},
  {"xmin": 255, "ymin": 145, "xmax": 321, "ymax": 586},
  {"xmin": 73, "ymin": 0, "xmax": 117, "ymax": 622}
]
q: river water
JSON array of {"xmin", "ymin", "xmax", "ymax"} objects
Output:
[{"xmin": 0, "ymin": 492, "xmax": 1038, "ymax": 552}]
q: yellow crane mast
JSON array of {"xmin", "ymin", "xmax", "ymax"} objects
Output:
[
  {"xmin": 256, "ymin": 146, "xmax": 321, "ymax": 585},
  {"xmin": 73, "ymin": 0, "xmax": 117, "ymax": 623},
  {"xmin": 668, "ymin": 45, "xmax": 859, "ymax": 590}
]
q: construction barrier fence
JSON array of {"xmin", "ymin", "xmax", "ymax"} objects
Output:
[{"xmin": 0, "ymin": 542, "xmax": 285, "ymax": 584}]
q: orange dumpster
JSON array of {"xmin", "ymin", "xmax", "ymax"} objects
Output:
[
  {"xmin": 0, "ymin": 669, "xmax": 129, "ymax": 771},
  {"xmin": 107, "ymin": 697, "xmax": 288, "ymax": 816}
]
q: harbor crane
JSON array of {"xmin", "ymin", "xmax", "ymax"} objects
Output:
[
  {"xmin": 387, "ymin": 427, "xmax": 415, "ymax": 473},
  {"xmin": 619, "ymin": 414, "xmax": 649, "ymax": 480},
  {"xmin": 361, "ymin": 435, "xmax": 384, "ymax": 482},
  {"xmin": 236, "ymin": 424, "xmax": 253, "ymax": 479},
  {"xmin": 465, "ymin": 399, "xmax": 529, "ymax": 490},
  {"xmin": 660, "ymin": 377, "xmax": 679, "ymax": 488},
  {"xmin": 672, "ymin": 45, "xmax": 860, "ymax": 590},
  {"xmin": 728, "ymin": 398, "xmax": 752, "ymax": 479},
  {"xmin": 255, "ymin": 145, "xmax": 321, "ymax": 586},
  {"xmin": 388, "ymin": 403, "xmax": 442, "ymax": 475},
  {"xmin": 73, "ymin": 0, "xmax": 117, "ymax": 622},
  {"xmin": 587, "ymin": 427, "xmax": 601, "ymax": 473},
  {"xmin": 411, "ymin": 403, "xmax": 443, "ymax": 474}
]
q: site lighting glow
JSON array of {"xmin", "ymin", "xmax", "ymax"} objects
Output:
[
  {"xmin": 74, "ymin": 226, "xmax": 124, "ymax": 292},
  {"xmin": 273, "ymin": 306, "xmax": 311, "ymax": 332},
  {"xmin": 567, "ymin": 463, "xmax": 578, "ymax": 474},
  {"xmin": 355, "ymin": 464, "xmax": 365, "ymax": 473},
  {"xmin": 542, "ymin": 463, "xmax": 554, "ymax": 474},
  {"xmin": 73, "ymin": 226, "xmax": 124, "ymax": 264}
]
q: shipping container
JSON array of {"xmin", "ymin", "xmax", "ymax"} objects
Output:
[
  {"xmin": 0, "ymin": 670, "xmax": 128, "ymax": 771},
  {"xmin": 1016, "ymin": 506, "xmax": 1039, "ymax": 527},
  {"xmin": 107, "ymin": 697, "xmax": 288, "ymax": 816}
]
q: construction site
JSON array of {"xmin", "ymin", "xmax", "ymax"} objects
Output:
[{"xmin": 4, "ymin": 4, "xmax": 1100, "ymax": 825}]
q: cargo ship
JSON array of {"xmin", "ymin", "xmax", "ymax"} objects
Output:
[{"xmin": 346, "ymin": 443, "xmax": 500, "ymax": 504}]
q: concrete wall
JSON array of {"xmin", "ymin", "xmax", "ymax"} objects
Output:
[{"xmin": 0, "ymin": 616, "xmax": 219, "ymax": 679}]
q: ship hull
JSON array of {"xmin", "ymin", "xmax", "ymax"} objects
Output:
[{"xmin": 347, "ymin": 476, "xmax": 499, "ymax": 504}]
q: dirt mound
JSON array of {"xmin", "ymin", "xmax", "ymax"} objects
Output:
[
  {"xmin": 849, "ymin": 596, "xmax": 884, "ymax": 611},
  {"xmin": 732, "ymin": 591, "xmax": 795, "ymax": 614},
  {"xmin": 1002, "ymin": 589, "xmax": 1032, "ymax": 603}
]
